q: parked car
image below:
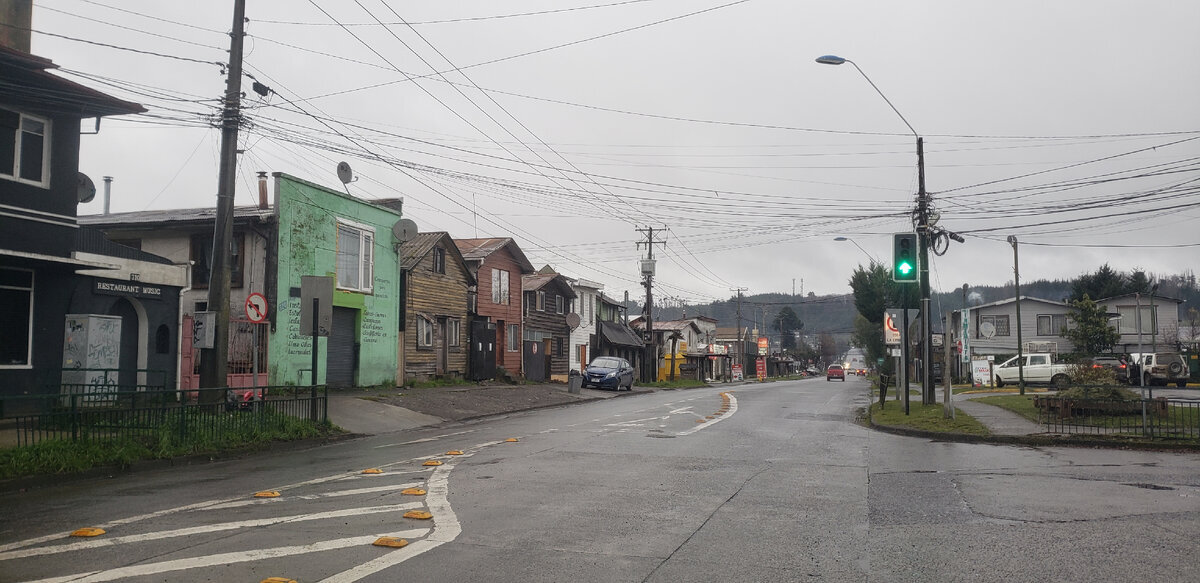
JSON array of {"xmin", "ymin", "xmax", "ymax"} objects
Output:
[
  {"xmin": 1090, "ymin": 356, "xmax": 1128, "ymax": 381},
  {"xmin": 994, "ymin": 353, "xmax": 1072, "ymax": 389},
  {"xmin": 826, "ymin": 364, "xmax": 845, "ymax": 382},
  {"xmin": 582, "ymin": 356, "xmax": 635, "ymax": 391},
  {"xmin": 1127, "ymin": 352, "xmax": 1189, "ymax": 387}
]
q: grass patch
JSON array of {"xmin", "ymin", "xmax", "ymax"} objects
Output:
[
  {"xmin": 975, "ymin": 394, "xmax": 1042, "ymax": 423},
  {"xmin": 0, "ymin": 410, "xmax": 336, "ymax": 480},
  {"xmin": 869, "ymin": 400, "xmax": 991, "ymax": 435}
]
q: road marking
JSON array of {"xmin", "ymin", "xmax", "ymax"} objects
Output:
[
  {"xmin": 376, "ymin": 430, "xmax": 477, "ymax": 448},
  {"xmin": 23, "ymin": 534, "xmax": 425, "ymax": 583},
  {"xmin": 677, "ymin": 393, "xmax": 738, "ymax": 436},
  {"xmin": 0, "ymin": 504, "xmax": 426, "ymax": 561},
  {"xmin": 604, "ymin": 416, "xmax": 667, "ymax": 427},
  {"xmin": 318, "ymin": 457, "xmax": 464, "ymax": 583},
  {"xmin": 203, "ymin": 483, "xmax": 424, "ymax": 510},
  {"xmin": 669, "ymin": 407, "xmax": 695, "ymax": 414}
]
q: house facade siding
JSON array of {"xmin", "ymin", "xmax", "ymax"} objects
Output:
[
  {"xmin": 402, "ymin": 233, "xmax": 472, "ymax": 383},
  {"xmin": 467, "ymin": 247, "xmax": 527, "ymax": 375}
]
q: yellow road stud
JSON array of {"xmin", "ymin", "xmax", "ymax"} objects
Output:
[
  {"xmin": 706, "ymin": 415, "xmax": 716, "ymax": 419},
  {"xmin": 401, "ymin": 488, "xmax": 427, "ymax": 496},
  {"xmin": 361, "ymin": 468, "xmax": 383, "ymax": 474},
  {"xmin": 253, "ymin": 491, "xmax": 281, "ymax": 498},
  {"xmin": 505, "ymin": 438, "xmax": 519, "ymax": 442},
  {"xmin": 445, "ymin": 450, "xmax": 464, "ymax": 455},
  {"xmin": 373, "ymin": 537, "xmax": 410, "ymax": 548},
  {"xmin": 422, "ymin": 460, "xmax": 443, "ymax": 466},
  {"xmin": 261, "ymin": 578, "xmax": 297, "ymax": 583},
  {"xmin": 404, "ymin": 510, "xmax": 434, "ymax": 520},
  {"xmin": 696, "ymin": 419, "xmax": 706, "ymax": 423},
  {"xmin": 70, "ymin": 527, "xmax": 105, "ymax": 537}
]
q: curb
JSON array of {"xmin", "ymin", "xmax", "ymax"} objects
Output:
[{"xmin": 866, "ymin": 417, "xmax": 1200, "ymax": 452}]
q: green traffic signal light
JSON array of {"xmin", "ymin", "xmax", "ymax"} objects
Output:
[{"xmin": 893, "ymin": 233, "xmax": 917, "ymax": 283}]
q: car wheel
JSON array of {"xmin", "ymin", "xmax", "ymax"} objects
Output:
[{"xmin": 995, "ymin": 377, "xmax": 1005, "ymax": 388}]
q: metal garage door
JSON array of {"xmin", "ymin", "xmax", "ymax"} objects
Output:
[{"xmin": 327, "ymin": 307, "xmax": 357, "ymax": 387}]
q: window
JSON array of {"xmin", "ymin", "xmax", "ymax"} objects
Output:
[
  {"xmin": 980, "ymin": 315, "xmax": 1010, "ymax": 337},
  {"xmin": 448, "ymin": 318, "xmax": 460, "ymax": 349},
  {"xmin": 507, "ymin": 324, "xmax": 519, "ymax": 351},
  {"xmin": 556, "ymin": 295, "xmax": 564, "ymax": 315},
  {"xmin": 491, "ymin": 268, "xmax": 509, "ymax": 305},
  {"xmin": 190, "ymin": 232, "xmax": 244, "ymax": 289},
  {"xmin": 1116, "ymin": 305, "xmax": 1155, "ymax": 334},
  {"xmin": 536, "ymin": 290, "xmax": 546, "ymax": 311},
  {"xmin": 0, "ymin": 268, "xmax": 33, "ymax": 367},
  {"xmin": 0, "ymin": 108, "xmax": 49, "ymax": 186},
  {"xmin": 1037, "ymin": 314, "xmax": 1066, "ymax": 336},
  {"xmin": 336, "ymin": 220, "xmax": 374, "ymax": 292},
  {"xmin": 432, "ymin": 247, "xmax": 445, "ymax": 274},
  {"xmin": 417, "ymin": 316, "xmax": 434, "ymax": 348}
]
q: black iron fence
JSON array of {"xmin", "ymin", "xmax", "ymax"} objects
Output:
[
  {"xmin": 1037, "ymin": 395, "xmax": 1200, "ymax": 439},
  {"xmin": 1, "ymin": 386, "xmax": 328, "ymax": 448}
]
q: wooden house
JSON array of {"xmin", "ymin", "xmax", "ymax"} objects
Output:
[
  {"xmin": 455, "ymin": 237, "xmax": 535, "ymax": 378},
  {"xmin": 521, "ymin": 272, "xmax": 577, "ymax": 382},
  {"xmin": 400, "ymin": 232, "xmax": 475, "ymax": 383}
]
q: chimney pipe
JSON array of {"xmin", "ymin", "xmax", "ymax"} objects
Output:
[
  {"xmin": 103, "ymin": 176, "xmax": 113, "ymax": 215},
  {"xmin": 256, "ymin": 171, "xmax": 268, "ymax": 209},
  {"xmin": 0, "ymin": 0, "xmax": 33, "ymax": 52}
]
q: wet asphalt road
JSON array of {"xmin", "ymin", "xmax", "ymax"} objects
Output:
[{"xmin": 2, "ymin": 376, "xmax": 1198, "ymax": 582}]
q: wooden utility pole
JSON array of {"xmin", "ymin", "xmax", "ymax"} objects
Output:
[
  {"xmin": 199, "ymin": 0, "xmax": 246, "ymax": 397},
  {"xmin": 636, "ymin": 227, "xmax": 666, "ymax": 383}
]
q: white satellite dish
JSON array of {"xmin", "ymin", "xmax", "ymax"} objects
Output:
[
  {"xmin": 392, "ymin": 218, "xmax": 418, "ymax": 243},
  {"xmin": 336, "ymin": 161, "xmax": 354, "ymax": 185},
  {"xmin": 77, "ymin": 172, "xmax": 96, "ymax": 203},
  {"xmin": 980, "ymin": 321, "xmax": 996, "ymax": 339}
]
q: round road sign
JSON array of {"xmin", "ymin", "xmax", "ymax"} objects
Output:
[{"xmin": 245, "ymin": 293, "xmax": 269, "ymax": 323}]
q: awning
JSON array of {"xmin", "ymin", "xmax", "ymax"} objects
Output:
[{"xmin": 599, "ymin": 321, "xmax": 643, "ymax": 347}]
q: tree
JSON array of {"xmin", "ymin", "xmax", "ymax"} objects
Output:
[
  {"xmin": 1062, "ymin": 294, "xmax": 1120, "ymax": 354},
  {"xmin": 1070, "ymin": 264, "xmax": 1128, "ymax": 301},
  {"xmin": 772, "ymin": 307, "xmax": 802, "ymax": 351},
  {"xmin": 818, "ymin": 332, "xmax": 837, "ymax": 364},
  {"xmin": 851, "ymin": 313, "xmax": 888, "ymax": 374}
]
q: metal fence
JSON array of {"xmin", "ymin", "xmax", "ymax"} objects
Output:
[
  {"xmin": 1037, "ymin": 396, "xmax": 1200, "ymax": 439},
  {"xmin": 1, "ymin": 386, "xmax": 327, "ymax": 448}
]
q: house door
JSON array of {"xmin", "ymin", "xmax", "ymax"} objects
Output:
[
  {"xmin": 495, "ymin": 320, "xmax": 506, "ymax": 366},
  {"xmin": 327, "ymin": 307, "xmax": 357, "ymax": 387},
  {"xmin": 469, "ymin": 320, "xmax": 495, "ymax": 381},
  {"xmin": 436, "ymin": 317, "xmax": 448, "ymax": 375},
  {"xmin": 524, "ymin": 340, "xmax": 547, "ymax": 382}
]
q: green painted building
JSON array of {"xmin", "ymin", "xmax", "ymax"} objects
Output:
[{"xmin": 268, "ymin": 173, "xmax": 403, "ymax": 387}]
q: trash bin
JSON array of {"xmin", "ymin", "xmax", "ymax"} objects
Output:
[{"xmin": 568, "ymin": 370, "xmax": 583, "ymax": 394}]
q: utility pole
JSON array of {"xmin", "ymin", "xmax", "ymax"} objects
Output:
[
  {"xmin": 917, "ymin": 137, "xmax": 934, "ymax": 406},
  {"xmin": 636, "ymin": 227, "xmax": 666, "ymax": 383},
  {"xmin": 199, "ymin": 0, "xmax": 246, "ymax": 398},
  {"xmin": 1008, "ymin": 236, "xmax": 1025, "ymax": 396},
  {"xmin": 731, "ymin": 287, "xmax": 747, "ymax": 374}
]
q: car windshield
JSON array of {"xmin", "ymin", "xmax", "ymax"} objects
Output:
[{"xmin": 590, "ymin": 358, "xmax": 622, "ymax": 368}]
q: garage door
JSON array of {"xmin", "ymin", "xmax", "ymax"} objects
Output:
[{"xmin": 327, "ymin": 307, "xmax": 357, "ymax": 387}]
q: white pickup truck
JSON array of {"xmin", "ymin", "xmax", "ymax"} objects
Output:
[{"xmin": 994, "ymin": 353, "xmax": 1072, "ymax": 388}]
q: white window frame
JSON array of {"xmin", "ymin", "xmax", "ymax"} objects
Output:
[
  {"xmin": 335, "ymin": 219, "xmax": 374, "ymax": 293},
  {"xmin": 507, "ymin": 324, "xmax": 519, "ymax": 352},
  {"xmin": 0, "ymin": 108, "xmax": 51, "ymax": 188},
  {"xmin": 1116, "ymin": 305, "xmax": 1155, "ymax": 334},
  {"xmin": 536, "ymin": 290, "xmax": 546, "ymax": 311},
  {"xmin": 1036, "ymin": 314, "xmax": 1066, "ymax": 336},
  {"xmin": 0, "ymin": 267, "xmax": 34, "ymax": 368},
  {"xmin": 448, "ymin": 318, "xmax": 460, "ymax": 349},
  {"xmin": 556, "ymin": 295, "xmax": 564, "ymax": 315},
  {"xmin": 417, "ymin": 316, "xmax": 434, "ymax": 348},
  {"xmin": 491, "ymin": 268, "xmax": 510, "ymax": 305},
  {"xmin": 980, "ymin": 314, "xmax": 1010, "ymax": 337}
]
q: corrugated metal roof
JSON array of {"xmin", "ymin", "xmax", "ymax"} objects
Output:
[
  {"xmin": 78, "ymin": 205, "xmax": 274, "ymax": 228},
  {"xmin": 0, "ymin": 46, "xmax": 145, "ymax": 117},
  {"xmin": 521, "ymin": 273, "xmax": 577, "ymax": 298},
  {"xmin": 399, "ymin": 232, "xmax": 444, "ymax": 270},
  {"xmin": 453, "ymin": 237, "xmax": 535, "ymax": 273}
]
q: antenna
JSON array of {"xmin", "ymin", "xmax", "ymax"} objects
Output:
[
  {"xmin": 77, "ymin": 172, "xmax": 96, "ymax": 203},
  {"xmin": 336, "ymin": 161, "xmax": 356, "ymax": 195}
]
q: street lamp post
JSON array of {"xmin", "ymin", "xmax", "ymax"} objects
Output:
[
  {"xmin": 834, "ymin": 236, "xmax": 881, "ymax": 265},
  {"xmin": 817, "ymin": 54, "xmax": 936, "ymax": 406}
]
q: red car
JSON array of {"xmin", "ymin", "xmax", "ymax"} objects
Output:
[{"xmin": 826, "ymin": 364, "xmax": 845, "ymax": 382}]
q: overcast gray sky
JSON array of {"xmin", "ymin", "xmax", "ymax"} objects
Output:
[{"xmin": 31, "ymin": 0, "xmax": 1200, "ymax": 303}]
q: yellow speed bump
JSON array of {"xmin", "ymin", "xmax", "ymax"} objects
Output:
[
  {"xmin": 403, "ymin": 510, "xmax": 434, "ymax": 520},
  {"xmin": 695, "ymin": 419, "xmax": 706, "ymax": 423},
  {"xmin": 401, "ymin": 488, "xmax": 427, "ymax": 496},
  {"xmin": 422, "ymin": 460, "xmax": 443, "ymax": 467},
  {"xmin": 361, "ymin": 468, "xmax": 383, "ymax": 474},
  {"xmin": 706, "ymin": 415, "xmax": 716, "ymax": 419},
  {"xmin": 261, "ymin": 578, "xmax": 296, "ymax": 583},
  {"xmin": 253, "ymin": 491, "xmax": 281, "ymax": 498},
  {"xmin": 445, "ymin": 450, "xmax": 464, "ymax": 455},
  {"xmin": 505, "ymin": 438, "xmax": 519, "ymax": 442},
  {"xmin": 70, "ymin": 527, "xmax": 105, "ymax": 537},
  {"xmin": 373, "ymin": 537, "xmax": 410, "ymax": 548}
]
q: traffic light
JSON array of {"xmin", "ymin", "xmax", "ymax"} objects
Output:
[{"xmin": 893, "ymin": 233, "xmax": 917, "ymax": 283}]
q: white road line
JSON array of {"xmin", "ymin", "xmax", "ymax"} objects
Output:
[
  {"xmin": 319, "ymin": 457, "xmax": 465, "ymax": 583},
  {"xmin": 22, "ymin": 533, "xmax": 425, "ymax": 583},
  {"xmin": 604, "ymin": 416, "xmax": 669, "ymax": 427},
  {"xmin": 676, "ymin": 393, "xmax": 738, "ymax": 436},
  {"xmin": 0, "ymin": 503, "xmax": 425, "ymax": 561},
  {"xmin": 203, "ymin": 483, "xmax": 423, "ymax": 510},
  {"xmin": 376, "ymin": 429, "xmax": 477, "ymax": 448},
  {"xmin": 669, "ymin": 407, "xmax": 695, "ymax": 414}
]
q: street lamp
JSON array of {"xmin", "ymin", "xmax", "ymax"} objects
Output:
[
  {"xmin": 834, "ymin": 236, "xmax": 881, "ymax": 265},
  {"xmin": 817, "ymin": 54, "xmax": 935, "ymax": 405}
]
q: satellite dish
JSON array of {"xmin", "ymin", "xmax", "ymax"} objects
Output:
[
  {"xmin": 980, "ymin": 321, "xmax": 996, "ymax": 339},
  {"xmin": 336, "ymin": 161, "xmax": 354, "ymax": 185},
  {"xmin": 392, "ymin": 218, "xmax": 418, "ymax": 242},
  {"xmin": 565, "ymin": 313, "xmax": 581, "ymax": 330},
  {"xmin": 77, "ymin": 172, "xmax": 96, "ymax": 203}
]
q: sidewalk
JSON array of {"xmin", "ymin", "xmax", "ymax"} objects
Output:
[{"xmin": 953, "ymin": 395, "xmax": 1045, "ymax": 436}]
